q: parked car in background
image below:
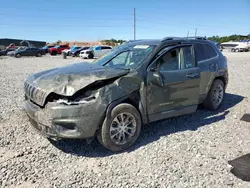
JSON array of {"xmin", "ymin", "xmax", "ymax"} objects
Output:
[
  {"xmin": 0, "ymin": 48, "xmax": 16, "ymax": 56},
  {"xmin": 71, "ymin": 46, "xmax": 90, "ymax": 57},
  {"xmin": 48, "ymin": 44, "xmax": 70, "ymax": 55},
  {"xmin": 62, "ymin": 46, "xmax": 82, "ymax": 56},
  {"xmin": 23, "ymin": 37, "xmax": 228, "ymax": 151},
  {"xmin": 40, "ymin": 45, "xmax": 54, "ymax": 54},
  {"xmin": 231, "ymin": 44, "xmax": 249, "ymax": 52},
  {"xmin": 7, "ymin": 46, "xmax": 27, "ymax": 56},
  {"xmin": 80, "ymin": 45, "xmax": 112, "ymax": 59},
  {"xmin": 221, "ymin": 41, "xmax": 250, "ymax": 52},
  {"xmin": 8, "ymin": 47, "xmax": 44, "ymax": 58}
]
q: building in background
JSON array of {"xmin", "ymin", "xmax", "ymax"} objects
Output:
[{"xmin": 0, "ymin": 38, "xmax": 46, "ymax": 49}]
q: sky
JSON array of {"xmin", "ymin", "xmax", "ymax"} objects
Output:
[{"xmin": 0, "ymin": 0, "xmax": 250, "ymax": 42}]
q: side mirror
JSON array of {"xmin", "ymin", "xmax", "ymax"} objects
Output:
[{"xmin": 151, "ymin": 71, "xmax": 164, "ymax": 87}]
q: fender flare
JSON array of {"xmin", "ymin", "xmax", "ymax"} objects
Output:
[{"xmin": 105, "ymin": 92, "xmax": 148, "ymax": 125}]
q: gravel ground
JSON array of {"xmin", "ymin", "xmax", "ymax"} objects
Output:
[{"xmin": 1, "ymin": 53, "xmax": 250, "ymax": 188}]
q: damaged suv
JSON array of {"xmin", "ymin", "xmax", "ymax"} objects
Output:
[{"xmin": 23, "ymin": 37, "xmax": 228, "ymax": 151}]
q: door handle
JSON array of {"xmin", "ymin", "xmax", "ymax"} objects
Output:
[{"xmin": 186, "ymin": 73, "xmax": 199, "ymax": 78}]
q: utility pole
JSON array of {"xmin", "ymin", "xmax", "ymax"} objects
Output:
[
  {"xmin": 187, "ymin": 31, "xmax": 189, "ymax": 37},
  {"xmin": 133, "ymin": 8, "xmax": 136, "ymax": 40},
  {"xmin": 195, "ymin": 28, "xmax": 197, "ymax": 37}
]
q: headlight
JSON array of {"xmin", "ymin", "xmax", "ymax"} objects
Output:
[{"xmin": 33, "ymin": 88, "xmax": 46, "ymax": 104}]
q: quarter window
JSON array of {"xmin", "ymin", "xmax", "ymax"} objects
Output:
[{"xmin": 204, "ymin": 44, "xmax": 217, "ymax": 59}]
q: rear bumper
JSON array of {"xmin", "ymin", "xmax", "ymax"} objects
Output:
[{"xmin": 23, "ymin": 99, "xmax": 105, "ymax": 139}]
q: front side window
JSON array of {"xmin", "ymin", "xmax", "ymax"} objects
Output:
[
  {"xmin": 157, "ymin": 48, "xmax": 181, "ymax": 71},
  {"xmin": 156, "ymin": 46, "xmax": 195, "ymax": 71}
]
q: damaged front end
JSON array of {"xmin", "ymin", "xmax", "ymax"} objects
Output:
[{"xmin": 23, "ymin": 79, "xmax": 113, "ymax": 139}]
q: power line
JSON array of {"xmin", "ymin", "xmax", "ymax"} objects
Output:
[
  {"xmin": 0, "ymin": 7, "xmax": 132, "ymax": 16},
  {"xmin": 0, "ymin": 13, "xmax": 132, "ymax": 21},
  {"xmin": 0, "ymin": 23, "xmax": 132, "ymax": 28}
]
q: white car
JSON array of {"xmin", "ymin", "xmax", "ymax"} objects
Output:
[
  {"xmin": 62, "ymin": 46, "xmax": 81, "ymax": 55},
  {"xmin": 231, "ymin": 44, "xmax": 249, "ymax": 52},
  {"xmin": 79, "ymin": 45, "xmax": 112, "ymax": 59},
  {"xmin": 62, "ymin": 49, "xmax": 71, "ymax": 55},
  {"xmin": 221, "ymin": 41, "xmax": 250, "ymax": 52}
]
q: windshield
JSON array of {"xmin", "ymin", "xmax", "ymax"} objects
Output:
[
  {"xmin": 54, "ymin": 45, "xmax": 60, "ymax": 48},
  {"xmin": 94, "ymin": 44, "xmax": 155, "ymax": 69}
]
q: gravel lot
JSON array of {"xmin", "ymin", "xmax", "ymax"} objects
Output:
[{"xmin": 1, "ymin": 52, "xmax": 250, "ymax": 188}]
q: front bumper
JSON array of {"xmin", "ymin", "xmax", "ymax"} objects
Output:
[{"xmin": 23, "ymin": 99, "xmax": 106, "ymax": 139}]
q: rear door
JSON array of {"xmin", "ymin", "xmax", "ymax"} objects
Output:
[
  {"xmin": 146, "ymin": 45, "xmax": 201, "ymax": 122},
  {"xmin": 194, "ymin": 43, "xmax": 219, "ymax": 99}
]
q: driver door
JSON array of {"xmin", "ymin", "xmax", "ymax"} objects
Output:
[
  {"xmin": 146, "ymin": 44, "xmax": 200, "ymax": 122},
  {"xmin": 22, "ymin": 48, "xmax": 31, "ymax": 56}
]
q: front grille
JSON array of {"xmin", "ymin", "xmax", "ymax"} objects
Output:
[
  {"xmin": 24, "ymin": 81, "xmax": 46, "ymax": 106},
  {"xmin": 24, "ymin": 81, "xmax": 35, "ymax": 99}
]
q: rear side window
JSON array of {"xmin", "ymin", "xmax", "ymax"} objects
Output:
[
  {"xmin": 101, "ymin": 46, "xmax": 112, "ymax": 50},
  {"xmin": 182, "ymin": 46, "xmax": 195, "ymax": 69},
  {"xmin": 204, "ymin": 44, "xmax": 217, "ymax": 59},
  {"xmin": 194, "ymin": 44, "xmax": 206, "ymax": 62}
]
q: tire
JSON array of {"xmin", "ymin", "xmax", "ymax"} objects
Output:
[
  {"xmin": 15, "ymin": 53, "xmax": 21, "ymax": 58},
  {"xmin": 97, "ymin": 103, "xmax": 142, "ymax": 152},
  {"xmin": 88, "ymin": 53, "xmax": 94, "ymax": 59},
  {"xmin": 203, "ymin": 79, "xmax": 225, "ymax": 110},
  {"xmin": 235, "ymin": 48, "xmax": 239, "ymax": 52},
  {"xmin": 36, "ymin": 53, "xmax": 42, "ymax": 57},
  {"xmin": 50, "ymin": 51, "xmax": 57, "ymax": 56}
]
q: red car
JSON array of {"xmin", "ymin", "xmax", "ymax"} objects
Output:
[{"xmin": 48, "ymin": 44, "xmax": 70, "ymax": 55}]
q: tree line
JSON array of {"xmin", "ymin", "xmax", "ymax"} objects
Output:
[{"xmin": 207, "ymin": 34, "xmax": 250, "ymax": 43}]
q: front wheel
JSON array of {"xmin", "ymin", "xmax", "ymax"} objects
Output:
[
  {"xmin": 15, "ymin": 53, "xmax": 21, "ymax": 58},
  {"xmin": 203, "ymin": 79, "xmax": 225, "ymax": 110},
  {"xmin": 36, "ymin": 52, "xmax": 42, "ymax": 57},
  {"xmin": 97, "ymin": 103, "xmax": 142, "ymax": 152}
]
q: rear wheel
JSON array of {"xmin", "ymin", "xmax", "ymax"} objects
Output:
[
  {"xmin": 88, "ymin": 53, "xmax": 94, "ymax": 59},
  {"xmin": 97, "ymin": 103, "xmax": 142, "ymax": 152},
  {"xmin": 36, "ymin": 52, "xmax": 42, "ymax": 57},
  {"xmin": 203, "ymin": 79, "xmax": 225, "ymax": 110}
]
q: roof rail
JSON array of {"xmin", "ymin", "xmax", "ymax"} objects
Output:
[
  {"xmin": 161, "ymin": 36, "xmax": 207, "ymax": 42},
  {"xmin": 161, "ymin": 37, "xmax": 184, "ymax": 42},
  {"xmin": 185, "ymin": 36, "xmax": 207, "ymax": 40}
]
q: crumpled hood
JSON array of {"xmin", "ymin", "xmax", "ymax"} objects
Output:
[{"xmin": 26, "ymin": 62, "xmax": 128, "ymax": 99}]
